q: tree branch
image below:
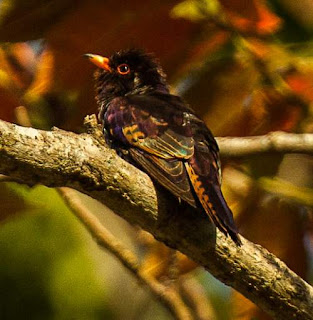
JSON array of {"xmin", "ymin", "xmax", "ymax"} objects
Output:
[
  {"xmin": 14, "ymin": 105, "xmax": 194, "ymax": 320},
  {"xmin": 217, "ymin": 131, "xmax": 313, "ymax": 158},
  {"xmin": 0, "ymin": 116, "xmax": 312, "ymax": 319}
]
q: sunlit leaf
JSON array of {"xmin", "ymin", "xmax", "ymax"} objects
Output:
[
  {"xmin": 140, "ymin": 240, "xmax": 198, "ymax": 279},
  {"xmin": 25, "ymin": 47, "xmax": 54, "ymax": 98},
  {"xmin": 260, "ymin": 176, "xmax": 313, "ymax": 206},
  {"xmin": 284, "ymin": 67, "xmax": 313, "ymax": 103},
  {"xmin": 219, "ymin": 0, "xmax": 282, "ymax": 35},
  {"xmin": 171, "ymin": 0, "xmax": 221, "ymax": 22},
  {"xmin": 249, "ymin": 88, "xmax": 305, "ymax": 133}
]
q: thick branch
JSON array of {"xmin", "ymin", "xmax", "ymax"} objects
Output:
[
  {"xmin": 0, "ymin": 117, "xmax": 312, "ymax": 319},
  {"xmin": 217, "ymin": 131, "xmax": 313, "ymax": 158}
]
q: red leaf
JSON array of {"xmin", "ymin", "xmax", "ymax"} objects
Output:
[{"xmin": 219, "ymin": 0, "xmax": 281, "ymax": 35}]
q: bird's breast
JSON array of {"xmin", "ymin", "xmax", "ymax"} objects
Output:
[{"xmin": 103, "ymin": 105, "xmax": 130, "ymax": 145}]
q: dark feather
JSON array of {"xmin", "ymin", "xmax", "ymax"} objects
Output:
[
  {"xmin": 185, "ymin": 159, "xmax": 241, "ymax": 245},
  {"xmin": 90, "ymin": 48, "xmax": 241, "ymax": 245},
  {"xmin": 105, "ymin": 95, "xmax": 195, "ymax": 159},
  {"xmin": 129, "ymin": 148, "xmax": 196, "ymax": 207}
]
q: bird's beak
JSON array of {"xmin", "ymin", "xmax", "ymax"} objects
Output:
[{"xmin": 84, "ymin": 53, "xmax": 112, "ymax": 72}]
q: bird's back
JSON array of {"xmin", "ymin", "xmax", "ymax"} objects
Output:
[{"xmin": 102, "ymin": 92, "xmax": 241, "ymax": 244}]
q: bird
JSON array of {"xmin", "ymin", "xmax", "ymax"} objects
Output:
[{"xmin": 85, "ymin": 48, "xmax": 241, "ymax": 245}]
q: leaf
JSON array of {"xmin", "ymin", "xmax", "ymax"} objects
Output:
[
  {"xmin": 25, "ymin": 47, "xmax": 54, "ymax": 98},
  {"xmin": 260, "ymin": 176, "xmax": 313, "ymax": 206},
  {"xmin": 284, "ymin": 67, "xmax": 313, "ymax": 102},
  {"xmin": 0, "ymin": 43, "xmax": 47, "ymax": 122},
  {"xmin": 4, "ymin": 42, "xmax": 37, "ymax": 89},
  {"xmin": 219, "ymin": 0, "xmax": 281, "ymax": 35},
  {"xmin": 248, "ymin": 88, "xmax": 305, "ymax": 133},
  {"xmin": 139, "ymin": 240, "xmax": 198, "ymax": 279},
  {"xmin": 0, "ymin": 184, "xmax": 110, "ymax": 318},
  {"xmin": 171, "ymin": 0, "xmax": 220, "ymax": 22}
]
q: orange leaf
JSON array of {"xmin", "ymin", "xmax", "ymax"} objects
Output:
[
  {"xmin": 249, "ymin": 89, "xmax": 305, "ymax": 133},
  {"xmin": 285, "ymin": 69, "xmax": 313, "ymax": 102},
  {"xmin": 219, "ymin": 0, "xmax": 281, "ymax": 35},
  {"xmin": 26, "ymin": 48, "xmax": 55, "ymax": 97},
  {"xmin": 173, "ymin": 30, "xmax": 230, "ymax": 78},
  {"xmin": 1, "ymin": 43, "xmax": 35, "ymax": 89},
  {"xmin": 140, "ymin": 240, "xmax": 198, "ymax": 279}
]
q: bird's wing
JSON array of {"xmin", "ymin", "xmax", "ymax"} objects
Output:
[
  {"xmin": 185, "ymin": 125, "xmax": 241, "ymax": 244},
  {"xmin": 129, "ymin": 149, "xmax": 196, "ymax": 207},
  {"xmin": 104, "ymin": 95, "xmax": 196, "ymax": 206},
  {"xmin": 105, "ymin": 95, "xmax": 240, "ymax": 243},
  {"xmin": 105, "ymin": 95, "xmax": 194, "ymax": 159}
]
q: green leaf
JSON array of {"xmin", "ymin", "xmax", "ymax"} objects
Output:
[
  {"xmin": 171, "ymin": 0, "xmax": 220, "ymax": 22},
  {"xmin": 260, "ymin": 176, "xmax": 313, "ymax": 206}
]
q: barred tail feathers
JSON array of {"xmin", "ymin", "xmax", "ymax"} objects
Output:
[{"xmin": 185, "ymin": 162, "xmax": 241, "ymax": 245}]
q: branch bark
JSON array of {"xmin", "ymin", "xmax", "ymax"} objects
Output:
[
  {"xmin": 0, "ymin": 116, "xmax": 312, "ymax": 319},
  {"xmin": 217, "ymin": 131, "xmax": 313, "ymax": 158}
]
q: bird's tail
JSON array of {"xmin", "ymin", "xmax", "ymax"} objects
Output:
[
  {"xmin": 204, "ymin": 184, "xmax": 241, "ymax": 245},
  {"xmin": 185, "ymin": 162, "xmax": 241, "ymax": 246}
]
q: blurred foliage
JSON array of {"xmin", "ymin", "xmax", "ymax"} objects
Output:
[
  {"xmin": 0, "ymin": 184, "xmax": 111, "ymax": 319},
  {"xmin": 1, "ymin": 0, "xmax": 313, "ymax": 319}
]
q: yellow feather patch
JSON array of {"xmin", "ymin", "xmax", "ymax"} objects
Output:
[
  {"xmin": 123, "ymin": 125, "xmax": 146, "ymax": 143},
  {"xmin": 184, "ymin": 162, "xmax": 228, "ymax": 234}
]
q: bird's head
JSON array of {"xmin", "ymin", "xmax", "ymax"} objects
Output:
[{"xmin": 85, "ymin": 49, "xmax": 169, "ymax": 106}]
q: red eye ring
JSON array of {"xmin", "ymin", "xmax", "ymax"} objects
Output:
[{"xmin": 117, "ymin": 63, "xmax": 130, "ymax": 75}]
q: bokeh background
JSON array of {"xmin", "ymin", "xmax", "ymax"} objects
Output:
[{"xmin": 1, "ymin": 0, "xmax": 313, "ymax": 319}]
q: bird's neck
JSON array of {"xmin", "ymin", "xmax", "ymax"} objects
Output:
[
  {"xmin": 97, "ymin": 81, "xmax": 169, "ymax": 106},
  {"xmin": 97, "ymin": 82, "xmax": 170, "ymax": 120},
  {"xmin": 129, "ymin": 83, "xmax": 169, "ymax": 96}
]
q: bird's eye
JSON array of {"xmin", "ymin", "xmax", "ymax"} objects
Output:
[{"xmin": 117, "ymin": 64, "xmax": 130, "ymax": 75}]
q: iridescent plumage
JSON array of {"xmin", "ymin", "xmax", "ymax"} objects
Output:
[{"xmin": 87, "ymin": 49, "xmax": 241, "ymax": 245}]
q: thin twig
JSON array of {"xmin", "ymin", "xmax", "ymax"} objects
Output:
[
  {"xmin": 179, "ymin": 276, "xmax": 217, "ymax": 320},
  {"xmin": 57, "ymin": 187, "xmax": 194, "ymax": 320}
]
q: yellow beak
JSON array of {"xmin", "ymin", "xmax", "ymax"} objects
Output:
[{"xmin": 84, "ymin": 53, "xmax": 112, "ymax": 72}]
